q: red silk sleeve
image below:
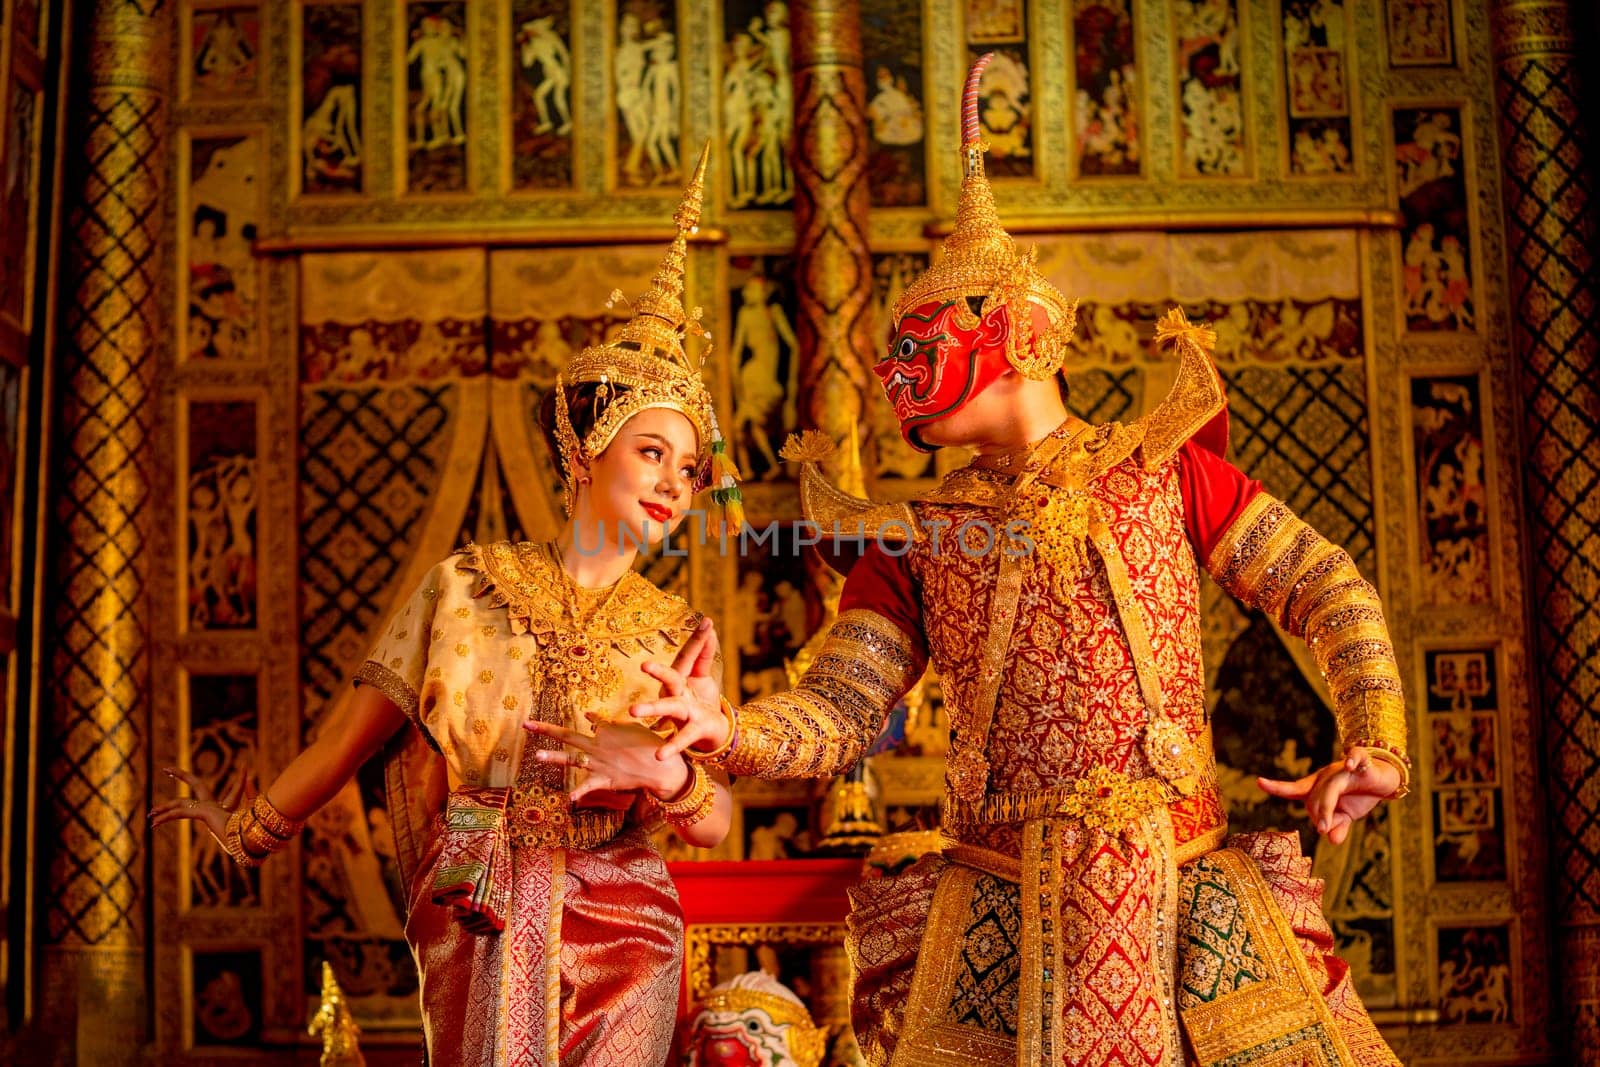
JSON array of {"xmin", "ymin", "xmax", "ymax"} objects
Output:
[
  {"xmin": 838, "ymin": 543, "xmax": 930, "ymax": 677},
  {"xmin": 1177, "ymin": 439, "xmax": 1263, "ymax": 564}
]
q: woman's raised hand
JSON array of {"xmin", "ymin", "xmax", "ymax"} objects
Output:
[
  {"xmin": 149, "ymin": 765, "xmax": 248, "ymax": 846},
  {"xmin": 629, "ymin": 616, "xmax": 730, "ymax": 762}
]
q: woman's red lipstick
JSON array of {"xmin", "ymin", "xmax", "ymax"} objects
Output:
[{"xmin": 640, "ymin": 502, "xmax": 672, "ymax": 522}]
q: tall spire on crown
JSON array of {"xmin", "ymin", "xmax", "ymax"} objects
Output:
[
  {"xmin": 947, "ymin": 52, "xmax": 1016, "ymax": 265},
  {"xmin": 614, "ymin": 142, "xmax": 711, "ymax": 368}
]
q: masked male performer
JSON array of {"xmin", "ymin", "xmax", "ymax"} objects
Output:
[{"xmin": 639, "ymin": 55, "xmax": 1407, "ymax": 1067}]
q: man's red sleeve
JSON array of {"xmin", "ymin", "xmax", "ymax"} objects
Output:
[
  {"xmin": 1177, "ymin": 439, "xmax": 1264, "ymax": 564},
  {"xmin": 837, "ymin": 543, "xmax": 930, "ymax": 676}
]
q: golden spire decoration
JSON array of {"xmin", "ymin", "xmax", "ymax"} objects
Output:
[
  {"xmin": 890, "ymin": 54, "xmax": 1077, "ymax": 380},
  {"xmin": 554, "ymin": 143, "xmax": 744, "ymax": 530}
]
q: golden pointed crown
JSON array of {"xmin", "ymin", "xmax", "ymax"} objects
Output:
[
  {"xmin": 889, "ymin": 54, "xmax": 1077, "ymax": 380},
  {"xmin": 556, "ymin": 144, "xmax": 719, "ymax": 472}
]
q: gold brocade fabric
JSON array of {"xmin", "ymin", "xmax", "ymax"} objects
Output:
[
  {"xmin": 357, "ymin": 541, "xmax": 703, "ymax": 790},
  {"xmin": 406, "ymin": 826, "xmax": 682, "ymax": 1067},
  {"xmin": 357, "ymin": 542, "xmax": 702, "ymax": 1065},
  {"xmin": 737, "ymin": 428, "xmax": 1399, "ymax": 1065}
]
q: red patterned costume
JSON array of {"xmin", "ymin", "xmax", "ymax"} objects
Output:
[{"xmin": 717, "ymin": 56, "xmax": 1408, "ymax": 1067}]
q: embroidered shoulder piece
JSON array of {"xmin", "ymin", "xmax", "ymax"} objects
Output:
[
  {"xmin": 1133, "ymin": 308, "xmax": 1227, "ymax": 470},
  {"xmin": 455, "ymin": 541, "xmax": 700, "ymax": 645},
  {"xmin": 797, "ymin": 461, "xmax": 921, "ymax": 543}
]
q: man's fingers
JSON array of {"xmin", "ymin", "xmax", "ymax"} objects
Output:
[
  {"xmin": 1257, "ymin": 775, "xmax": 1314, "ymax": 799},
  {"xmin": 1327, "ymin": 815, "xmax": 1352, "ymax": 845}
]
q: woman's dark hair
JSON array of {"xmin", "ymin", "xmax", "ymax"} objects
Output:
[{"xmin": 537, "ymin": 380, "xmax": 619, "ymax": 484}]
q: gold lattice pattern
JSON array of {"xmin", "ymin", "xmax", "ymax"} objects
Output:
[{"xmin": 46, "ymin": 83, "xmax": 166, "ymax": 946}]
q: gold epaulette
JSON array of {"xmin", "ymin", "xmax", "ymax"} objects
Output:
[{"xmin": 1133, "ymin": 307, "xmax": 1228, "ymax": 469}]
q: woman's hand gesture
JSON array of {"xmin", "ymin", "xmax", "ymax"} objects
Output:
[
  {"xmin": 629, "ymin": 616, "xmax": 730, "ymax": 762},
  {"xmin": 149, "ymin": 765, "xmax": 247, "ymax": 846}
]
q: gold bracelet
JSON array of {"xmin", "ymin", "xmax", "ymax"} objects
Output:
[
  {"xmin": 250, "ymin": 792, "xmax": 305, "ymax": 838},
  {"xmin": 686, "ymin": 697, "xmax": 739, "ymax": 765},
  {"xmin": 221, "ymin": 809, "xmax": 266, "ymax": 869},
  {"xmin": 656, "ymin": 762, "xmax": 716, "ymax": 829},
  {"xmin": 1348, "ymin": 741, "xmax": 1411, "ymax": 800}
]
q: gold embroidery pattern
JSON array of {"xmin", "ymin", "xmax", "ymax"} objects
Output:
[
  {"xmin": 504, "ymin": 786, "xmax": 625, "ymax": 851},
  {"xmin": 1135, "ymin": 308, "xmax": 1228, "ymax": 468},
  {"xmin": 1208, "ymin": 494, "xmax": 1410, "ymax": 791},
  {"xmin": 724, "ymin": 610, "xmax": 920, "ymax": 779}
]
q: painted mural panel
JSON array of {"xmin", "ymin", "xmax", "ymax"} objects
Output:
[
  {"xmin": 187, "ymin": 133, "xmax": 263, "ymax": 362},
  {"xmin": 300, "ymin": 2, "xmax": 364, "ymax": 195},
  {"xmin": 728, "ymin": 254, "xmax": 800, "ymax": 483},
  {"xmin": 191, "ymin": 948, "xmax": 263, "ymax": 1046},
  {"xmin": 187, "ymin": 401, "xmax": 259, "ymax": 631},
  {"xmin": 191, "ymin": 6, "xmax": 262, "ymax": 99},
  {"xmin": 722, "ymin": 0, "xmax": 794, "ymax": 209},
  {"xmin": 861, "ymin": 0, "xmax": 926, "ymax": 207},
  {"xmin": 1394, "ymin": 107, "xmax": 1474, "ymax": 332},
  {"xmin": 1437, "ymin": 925, "xmax": 1513, "ymax": 1023},
  {"xmin": 510, "ymin": 0, "xmax": 575, "ymax": 190},
  {"xmin": 1071, "ymin": 0, "xmax": 1141, "ymax": 177},
  {"xmin": 1175, "ymin": 0, "xmax": 1248, "ymax": 177},
  {"xmin": 0, "ymin": 80, "xmax": 38, "ymax": 325},
  {"xmin": 1387, "ymin": 0, "xmax": 1453, "ymax": 66},
  {"xmin": 404, "ymin": 2, "xmax": 470, "ymax": 193},
  {"xmin": 613, "ymin": 0, "xmax": 682, "ymax": 190},
  {"xmin": 188, "ymin": 674, "xmax": 261, "ymax": 908},
  {"xmin": 1425, "ymin": 647, "xmax": 1507, "ymax": 881},
  {"xmin": 1283, "ymin": 0, "xmax": 1353, "ymax": 176},
  {"xmin": 967, "ymin": 0, "xmax": 1033, "ymax": 179},
  {"xmin": 733, "ymin": 523, "xmax": 811, "ymax": 703},
  {"xmin": 1410, "ymin": 375, "xmax": 1491, "ymax": 606}
]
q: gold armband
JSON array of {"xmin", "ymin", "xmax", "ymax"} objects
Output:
[
  {"xmin": 222, "ymin": 793, "xmax": 306, "ymax": 869},
  {"xmin": 1210, "ymin": 494, "xmax": 1410, "ymax": 775},
  {"xmin": 656, "ymin": 762, "xmax": 716, "ymax": 829},
  {"xmin": 724, "ymin": 610, "xmax": 921, "ymax": 779}
]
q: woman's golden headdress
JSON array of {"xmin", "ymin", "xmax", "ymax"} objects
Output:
[
  {"xmin": 889, "ymin": 53, "xmax": 1077, "ymax": 380},
  {"xmin": 554, "ymin": 144, "xmax": 744, "ymax": 527}
]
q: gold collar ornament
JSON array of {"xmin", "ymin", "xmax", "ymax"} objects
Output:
[
  {"xmin": 553, "ymin": 143, "xmax": 746, "ymax": 532},
  {"xmin": 888, "ymin": 53, "xmax": 1078, "ymax": 381}
]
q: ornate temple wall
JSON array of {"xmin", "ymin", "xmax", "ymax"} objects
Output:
[{"xmin": 2, "ymin": 0, "xmax": 1595, "ymax": 1063}]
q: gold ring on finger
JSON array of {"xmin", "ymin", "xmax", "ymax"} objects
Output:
[{"xmin": 574, "ymin": 751, "xmax": 590, "ymax": 769}]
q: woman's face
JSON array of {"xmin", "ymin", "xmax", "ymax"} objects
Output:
[{"xmin": 577, "ymin": 407, "xmax": 700, "ymax": 548}]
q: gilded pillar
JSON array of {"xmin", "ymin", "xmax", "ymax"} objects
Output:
[
  {"xmin": 39, "ymin": 1, "xmax": 170, "ymax": 1058},
  {"xmin": 790, "ymin": 0, "xmax": 874, "ymax": 497},
  {"xmin": 1490, "ymin": 1, "xmax": 1600, "ymax": 1059}
]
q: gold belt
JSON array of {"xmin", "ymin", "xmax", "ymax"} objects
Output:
[
  {"xmin": 504, "ymin": 786, "xmax": 626, "ymax": 851},
  {"xmin": 942, "ymin": 765, "xmax": 1175, "ymax": 831}
]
